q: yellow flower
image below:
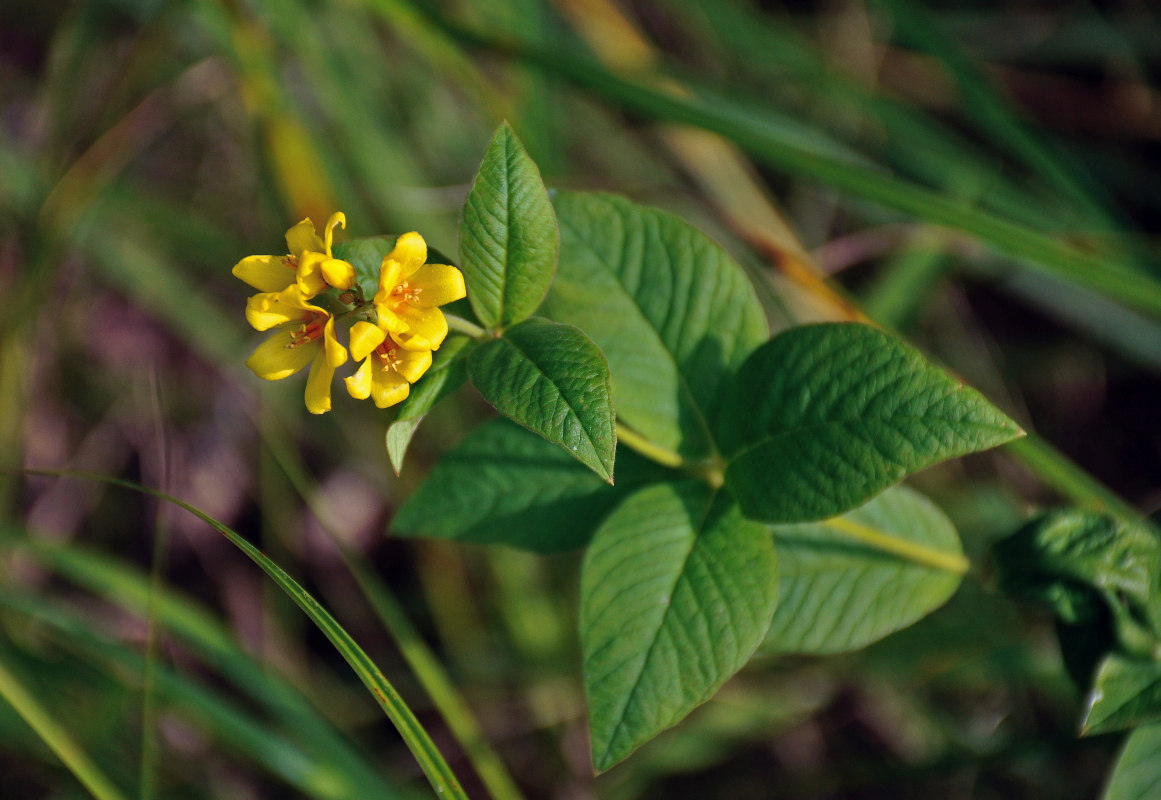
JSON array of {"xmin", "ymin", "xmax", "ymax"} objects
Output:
[
  {"xmin": 232, "ymin": 212, "xmax": 356, "ymax": 299},
  {"xmin": 344, "ymin": 321, "xmax": 432, "ymax": 408},
  {"xmin": 373, "ymin": 232, "xmax": 466, "ymax": 351},
  {"xmin": 244, "ymin": 288, "xmax": 348, "ymax": 414}
]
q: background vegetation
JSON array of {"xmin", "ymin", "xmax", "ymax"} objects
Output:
[{"xmin": 2, "ymin": 0, "xmax": 1159, "ymax": 797}]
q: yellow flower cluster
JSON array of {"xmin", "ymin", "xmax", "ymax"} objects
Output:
[{"xmin": 233, "ymin": 213, "xmax": 466, "ymax": 414}]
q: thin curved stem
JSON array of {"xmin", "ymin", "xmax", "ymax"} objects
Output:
[{"xmin": 446, "ymin": 313, "xmax": 488, "ymax": 339}]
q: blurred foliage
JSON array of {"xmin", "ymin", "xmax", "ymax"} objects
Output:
[{"xmin": 2, "ymin": 0, "xmax": 1160, "ymax": 797}]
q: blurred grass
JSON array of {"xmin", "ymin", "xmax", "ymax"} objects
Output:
[{"xmin": 2, "ymin": 0, "xmax": 1159, "ymax": 797}]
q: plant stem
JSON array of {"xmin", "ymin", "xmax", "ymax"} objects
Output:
[
  {"xmin": 823, "ymin": 517, "xmax": 971, "ymax": 575},
  {"xmin": 446, "ymin": 313, "xmax": 488, "ymax": 339},
  {"xmin": 0, "ymin": 654, "xmax": 129, "ymax": 800},
  {"xmin": 614, "ymin": 424, "xmax": 683, "ymax": 469}
]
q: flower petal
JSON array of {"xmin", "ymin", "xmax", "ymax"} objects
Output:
[
  {"xmin": 320, "ymin": 257, "xmax": 356, "ymax": 291},
  {"xmin": 349, "ymin": 321, "xmax": 387, "ymax": 361},
  {"xmin": 285, "ymin": 218, "xmax": 324, "ymax": 258},
  {"xmin": 396, "ymin": 347, "xmax": 433, "ymax": 383},
  {"xmin": 233, "ymin": 255, "xmax": 296, "ymax": 292},
  {"xmin": 304, "ymin": 350, "xmax": 336, "ymax": 414},
  {"xmin": 246, "ymin": 292, "xmax": 300, "ymax": 331},
  {"xmin": 323, "ymin": 212, "xmax": 346, "ymax": 256},
  {"xmin": 375, "ymin": 259, "xmax": 404, "ymax": 300},
  {"xmin": 245, "ymin": 329, "xmax": 315, "ymax": 380},
  {"xmin": 322, "ymin": 317, "xmax": 348, "ymax": 368},
  {"xmin": 410, "ymin": 263, "xmax": 466, "ymax": 307},
  {"xmin": 296, "ymin": 252, "xmax": 330, "ymax": 298},
  {"xmin": 345, "ymin": 358, "xmax": 374, "ymax": 399},
  {"xmin": 387, "ymin": 232, "xmax": 427, "ymax": 276},
  {"xmin": 369, "ymin": 370, "xmax": 410, "ymax": 409},
  {"xmin": 396, "ymin": 306, "xmax": 448, "ymax": 351}
]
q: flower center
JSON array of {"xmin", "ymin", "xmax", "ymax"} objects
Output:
[
  {"xmin": 391, "ymin": 280, "xmax": 421, "ymax": 304},
  {"xmin": 374, "ymin": 342, "xmax": 403, "ymax": 373},
  {"xmin": 282, "ymin": 254, "xmax": 299, "ymax": 271},
  {"xmin": 287, "ymin": 313, "xmax": 325, "ymax": 348}
]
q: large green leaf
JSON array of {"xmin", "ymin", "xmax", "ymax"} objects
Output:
[
  {"xmin": 764, "ymin": 485, "xmax": 965, "ymax": 655},
  {"xmin": 580, "ymin": 482, "xmax": 778, "ymax": 771},
  {"xmin": 1083, "ymin": 655, "xmax": 1161, "ymax": 736},
  {"xmin": 720, "ymin": 322, "xmax": 1022, "ymax": 523},
  {"xmin": 1103, "ymin": 723, "xmax": 1161, "ymax": 800},
  {"xmin": 468, "ymin": 317, "xmax": 615, "ymax": 480},
  {"xmin": 544, "ymin": 191, "xmax": 767, "ymax": 461},
  {"xmin": 392, "ymin": 419, "xmax": 671, "ymax": 552},
  {"xmin": 386, "ymin": 335, "xmax": 474, "ymax": 474},
  {"xmin": 459, "ymin": 121, "xmax": 558, "ymax": 329}
]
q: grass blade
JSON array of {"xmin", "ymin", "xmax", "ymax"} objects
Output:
[{"xmin": 21, "ymin": 469, "xmax": 469, "ymax": 800}]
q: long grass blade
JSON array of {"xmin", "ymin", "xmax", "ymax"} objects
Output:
[{"xmin": 20, "ymin": 469, "xmax": 469, "ymax": 800}]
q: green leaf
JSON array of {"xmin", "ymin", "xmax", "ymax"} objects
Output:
[
  {"xmin": 459, "ymin": 121, "xmax": 558, "ymax": 329},
  {"xmin": 1102, "ymin": 723, "xmax": 1161, "ymax": 800},
  {"xmin": 580, "ymin": 482, "xmax": 778, "ymax": 771},
  {"xmin": 392, "ymin": 419, "xmax": 673, "ymax": 552},
  {"xmin": 720, "ymin": 322, "xmax": 1023, "ymax": 523},
  {"xmin": 544, "ymin": 191, "xmax": 767, "ymax": 460},
  {"xmin": 764, "ymin": 485, "xmax": 965, "ymax": 655},
  {"xmin": 992, "ymin": 511, "xmax": 1161, "ymax": 665},
  {"xmin": 468, "ymin": 317, "xmax": 615, "ymax": 480},
  {"xmin": 386, "ymin": 335, "xmax": 474, "ymax": 474},
  {"xmin": 1083, "ymin": 654, "xmax": 1161, "ymax": 736}
]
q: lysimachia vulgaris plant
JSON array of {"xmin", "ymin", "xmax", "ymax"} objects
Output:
[{"xmin": 236, "ymin": 122, "xmax": 1041, "ymax": 772}]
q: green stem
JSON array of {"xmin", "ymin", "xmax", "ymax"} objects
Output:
[
  {"xmin": 1006, "ymin": 434, "xmax": 1141, "ymax": 522},
  {"xmin": 21, "ymin": 469, "xmax": 469, "ymax": 800},
  {"xmin": 0, "ymin": 653, "xmax": 129, "ymax": 800},
  {"xmin": 823, "ymin": 517, "xmax": 971, "ymax": 575},
  {"xmin": 615, "ymin": 424, "xmax": 724, "ymax": 487},
  {"xmin": 445, "ymin": 313, "xmax": 488, "ymax": 339}
]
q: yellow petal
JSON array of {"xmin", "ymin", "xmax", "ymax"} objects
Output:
[
  {"xmin": 322, "ymin": 317, "xmax": 348, "ymax": 368},
  {"xmin": 373, "ymin": 303, "xmax": 410, "ymax": 338},
  {"xmin": 396, "ymin": 347, "xmax": 433, "ymax": 383},
  {"xmin": 285, "ymin": 218, "xmax": 324, "ymax": 257},
  {"xmin": 410, "ymin": 263, "xmax": 466, "ymax": 307},
  {"xmin": 323, "ymin": 212, "xmax": 346, "ymax": 256},
  {"xmin": 320, "ymin": 257, "xmax": 356, "ymax": 291},
  {"xmin": 369, "ymin": 370, "xmax": 410, "ymax": 409},
  {"xmin": 296, "ymin": 252, "xmax": 330, "ymax": 298},
  {"xmin": 387, "ymin": 232, "xmax": 427, "ymax": 275},
  {"xmin": 349, "ymin": 321, "xmax": 387, "ymax": 361},
  {"xmin": 304, "ymin": 350, "xmax": 336, "ymax": 414},
  {"xmin": 397, "ymin": 306, "xmax": 448, "ymax": 350},
  {"xmin": 375, "ymin": 259, "xmax": 404, "ymax": 300},
  {"xmin": 233, "ymin": 255, "xmax": 296, "ymax": 292},
  {"xmin": 246, "ymin": 292, "xmax": 298, "ymax": 331},
  {"xmin": 245, "ymin": 329, "xmax": 315, "ymax": 380},
  {"xmin": 345, "ymin": 358, "xmax": 374, "ymax": 400}
]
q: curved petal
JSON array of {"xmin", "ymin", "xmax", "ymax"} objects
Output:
[
  {"xmin": 387, "ymin": 232, "xmax": 427, "ymax": 276},
  {"xmin": 348, "ymin": 321, "xmax": 387, "ymax": 361},
  {"xmin": 322, "ymin": 317, "xmax": 348, "ymax": 368},
  {"xmin": 233, "ymin": 255, "xmax": 295, "ymax": 292},
  {"xmin": 245, "ymin": 329, "xmax": 315, "ymax": 380},
  {"xmin": 323, "ymin": 212, "xmax": 346, "ymax": 256},
  {"xmin": 320, "ymin": 257, "xmax": 356, "ymax": 291},
  {"xmin": 373, "ymin": 303, "xmax": 410, "ymax": 337},
  {"xmin": 369, "ymin": 370, "xmax": 410, "ymax": 409},
  {"xmin": 410, "ymin": 263, "xmax": 466, "ymax": 307},
  {"xmin": 345, "ymin": 358, "xmax": 374, "ymax": 400},
  {"xmin": 285, "ymin": 218, "xmax": 324, "ymax": 257},
  {"xmin": 296, "ymin": 252, "xmax": 330, "ymax": 298},
  {"xmin": 246, "ymin": 292, "xmax": 301, "ymax": 331},
  {"xmin": 396, "ymin": 306, "xmax": 448, "ymax": 351},
  {"xmin": 375, "ymin": 259, "xmax": 404, "ymax": 300},
  {"xmin": 304, "ymin": 350, "xmax": 336, "ymax": 414},
  {"xmin": 395, "ymin": 347, "xmax": 433, "ymax": 383}
]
